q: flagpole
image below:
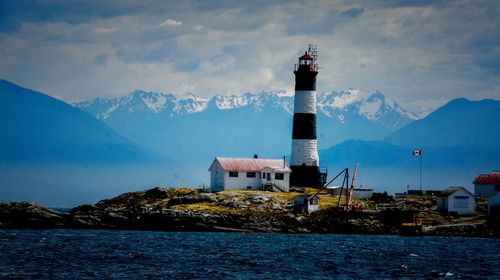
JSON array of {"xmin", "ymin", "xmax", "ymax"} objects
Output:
[
  {"xmin": 419, "ymin": 150, "xmax": 422, "ymax": 192},
  {"xmin": 412, "ymin": 149, "xmax": 423, "ymax": 193}
]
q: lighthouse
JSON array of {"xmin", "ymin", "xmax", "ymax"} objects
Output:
[{"xmin": 290, "ymin": 45, "xmax": 322, "ymax": 188}]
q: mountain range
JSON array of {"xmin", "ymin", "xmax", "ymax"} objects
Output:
[
  {"xmin": 321, "ymin": 98, "xmax": 500, "ymax": 190},
  {"xmin": 74, "ymin": 88, "xmax": 500, "ymax": 191},
  {"xmin": 0, "ymin": 80, "xmax": 168, "ymax": 164},
  {"xmin": 1, "ymin": 79, "xmax": 499, "ymax": 205},
  {"xmin": 386, "ymin": 98, "xmax": 500, "ymax": 148},
  {"xmin": 74, "ymin": 89, "xmax": 417, "ymax": 162},
  {"xmin": 0, "ymin": 80, "xmax": 179, "ymax": 206}
]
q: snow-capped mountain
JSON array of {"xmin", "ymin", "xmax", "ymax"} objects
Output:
[
  {"xmin": 318, "ymin": 89, "xmax": 417, "ymax": 123},
  {"xmin": 75, "ymin": 89, "xmax": 417, "ymax": 126},
  {"xmin": 73, "ymin": 89, "xmax": 417, "ymax": 165}
]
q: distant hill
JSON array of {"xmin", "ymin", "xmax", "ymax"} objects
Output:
[
  {"xmin": 319, "ymin": 98, "xmax": 500, "ymax": 192},
  {"xmin": 320, "ymin": 140, "xmax": 500, "ymax": 170},
  {"xmin": 0, "ymin": 80, "xmax": 182, "ymax": 207},
  {"xmin": 0, "ymin": 80, "xmax": 168, "ymax": 164},
  {"xmin": 74, "ymin": 89, "xmax": 417, "ymax": 162},
  {"xmin": 385, "ymin": 98, "xmax": 500, "ymax": 148}
]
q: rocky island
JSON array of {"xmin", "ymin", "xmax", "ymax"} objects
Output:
[{"xmin": 0, "ymin": 187, "xmax": 498, "ymax": 237}]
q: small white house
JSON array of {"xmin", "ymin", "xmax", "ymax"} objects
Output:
[
  {"xmin": 436, "ymin": 186, "xmax": 476, "ymax": 216},
  {"xmin": 488, "ymin": 193, "xmax": 500, "ymax": 216},
  {"xmin": 294, "ymin": 195, "xmax": 320, "ymax": 213},
  {"xmin": 208, "ymin": 157, "xmax": 291, "ymax": 192},
  {"xmin": 473, "ymin": 171, "xmax": 500, "ymax": 198}
]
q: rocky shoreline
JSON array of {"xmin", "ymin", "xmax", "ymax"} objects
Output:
[{"xmin": 1, "ymin": 187, "xmax": 498, "ymax": 237}]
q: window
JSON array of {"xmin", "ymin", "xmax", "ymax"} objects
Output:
[
  {"xmin": 229, "ymin": 171, "xmax": 238, "ymax": 177},
  {"xmin": 246, "ymin": 172, "xmax": 256, "ymax": 178},
  {"xmin": 453, "ymin": 196, "xmax": 469, "ymax": 208},
  {"xmin": 275, "ymin": 173, "xmax": 284, "ymax": 180},
  {"xmin": 495, "ymin": 185, "xmax": 500, "ymax": 192},
  {"xmin": 246, "ymin": 186, "xmax": 252, "ymax": 190}
]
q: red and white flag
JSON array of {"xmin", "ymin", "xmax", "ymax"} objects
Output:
[{"xmin": 412, "ymin": 150, "xmax": 422, "ymax": 156}]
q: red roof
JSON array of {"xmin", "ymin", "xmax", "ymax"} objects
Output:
[
  {"xmin": 300, "ymin": 52, "xmax": 313, "ymax": 60},
  {"xmin": 473, "ymin": 172, "xmax": 500, "ymax": 185},
  {"xmin": 210, "ymin": 157, "xmax": 291, "ymax": 172}
]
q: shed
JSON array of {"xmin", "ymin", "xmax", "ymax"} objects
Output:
[
  {"xmin": 488, "ymin": 193, "xmax": 500, "ymax": 216},
  {"xmin": 208, "ymin": 157, "xmax": 291, "ymax": 192},
  {"xmin": 436, "ymin": 186, "xmax": 476, "ymax": 216},
  {"xmin": 473, "ymin": 171, "xmax": 500, "ymax": 198},
  {"xmin": 352, "ymin": 188, "xmax": 373, "ymax": 199},
  {"xmin": 326, "ymin": 185, "xmax": 345, "ymax": 196},
  {"xmin": 294, "ymin": 195, "xmax": 319, "ymax": 213}
]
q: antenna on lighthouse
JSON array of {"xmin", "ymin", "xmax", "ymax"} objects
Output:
[{"xmin": 308, "ymin": 44, "xmax": 318, "ymax": 71}]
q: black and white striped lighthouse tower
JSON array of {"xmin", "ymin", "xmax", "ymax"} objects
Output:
[{"xmin": 290, "ymin": 45, "xmax": 322, "ymax": 188}]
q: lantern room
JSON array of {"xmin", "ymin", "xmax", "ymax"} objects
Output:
[
  {"xmin": 295, "ymin": 47, "xmax": 318, "ymax": 72},
  {"xmin": 299, "ymin": 52, "xmax": 313, "ymax": 65}
]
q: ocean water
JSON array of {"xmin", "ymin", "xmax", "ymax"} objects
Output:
[{"xmin": 0, "ymin": 230, "xmax": 499, "ymax": 279}]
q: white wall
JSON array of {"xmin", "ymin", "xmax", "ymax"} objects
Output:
[
  {"xmin": 223, "ymin": 171, "xmax": 262, "ymax": 191},
  {"xmin": 210, "ymin": 161, "xmax": 225, "ymax": 192},
  {"xmin": 209, "ymin": 159, "xmax": 291, "ymax": 192},
  {"xmin": 291, "ymin": 139, "xmax": 319, "ymax": 166},
  {"xmin": 488, "ymin": 193, "xmax": 500, "ymax": 216},
  {"xmin": 444, "ymin": 189, "xmax": 476, "ymax": 215},
  {"xmin": 294, "ymin": 90, "xmax": 317, "ymax": 114},
  {"xmin": 261, "ymin": 168, "xmax": 290, "ymax": 192},
  {"xmin": 475, "ymin": 184, "xmax": 497, "ymax": 198},
  {"xmin": 436, "ymin": 198, "xmax": 445, "ymax": 210}
]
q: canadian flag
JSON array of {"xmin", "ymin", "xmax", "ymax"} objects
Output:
[{"xmin": 412, "ymin": 150, "xmax": 422, "ymax": 156}]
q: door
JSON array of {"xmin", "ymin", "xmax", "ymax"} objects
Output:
[{"xmin": 266, "ymin": 173, "xmax": 271, "ymax": 181}]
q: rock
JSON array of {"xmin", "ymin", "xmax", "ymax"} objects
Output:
[
  {"xmin": 0, "ymin": 187, "xmax": 497, "ymax": 236},
  {"xmin": 144, "ymin": 187, "xmax": 170, "ymax": 199},
  {"xmin": 0, "ymin": 202, "xmax": 69, "ymax": 228}
]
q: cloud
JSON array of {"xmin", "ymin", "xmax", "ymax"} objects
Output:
[
  {"xmin": 94, "ymin": 27, "xmax": 118, "ymax": 34},
  {"xmin": 402, "ymin": 97, "xmax": 451, "ymax": 118},
  {"xmin": 341, "ymin": 8, "xmax": 364, "ymax": 18},
  {"xmin": 0, "ymin": 0, "xmax": 499, "ymax": 112},
  {"xmin": 160, "ymin": 18, "xmax": 183, "ymax": 27},
  {"xmin": 93, "ymin": 53, "xmax": 109, "ymax": 66},
  {"xmin": 198, "ymin": 54, "xmax": 236, "ymax": 74}
]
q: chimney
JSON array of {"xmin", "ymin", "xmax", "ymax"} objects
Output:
[{"xmin": 254, "ymin": 154, "xmax": 258, "ymax": 159}]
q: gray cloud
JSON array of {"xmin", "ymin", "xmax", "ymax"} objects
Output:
[
  {"xmin": 93, "ymin": 53, "xmax": 109, "ymax": 66},
  {"xmin": 0, "ymin": 0, "xmax": 499, "ymax": 112}
]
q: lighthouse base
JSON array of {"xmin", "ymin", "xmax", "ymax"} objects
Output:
[{"xmin": 290, "ymin": 165, "xmax": 322, "ymax": 188}]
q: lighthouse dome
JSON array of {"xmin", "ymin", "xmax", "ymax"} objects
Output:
[{"xmin": 299, "ymin": 52, "xmax": 313, "ymax": 60}]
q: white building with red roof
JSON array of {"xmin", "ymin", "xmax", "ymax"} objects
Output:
[
  {"xmin": 208, "ymin": 156, "xmax": 291, "ymax": 192},
  {"xmin": 473, "ymin": 171, "xmax": 500, "ymax": 198}
]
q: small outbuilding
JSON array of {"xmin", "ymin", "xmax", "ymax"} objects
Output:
[
  {"xmin": 352, "ymin": 188, "xmax": 373, "ymax": 199},
  {"xmin": 294, "ymin": 195, "xmax": 320, "ymax": 213},
  {"xmin": 326, "ymin": 185, "xmax": 345, "ymax": 196},
  {"xmin": 326, "ymin": 187, "xmax": 373, "ymax": 199},
  {"xmin": 473, "ymin": 171, "xmax": 500, "ymax": 198},
  {"xmin": 436, "ymin": 186, "xmax": 476, "ymax": 216},
  {"xmin": 208, "ymin": 157, "xmax": 291, "ymax": 192}
]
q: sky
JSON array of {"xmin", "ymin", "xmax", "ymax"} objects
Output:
[{"xmin": 0, "ymin": 0, "xmax": 499, "ymax": 115}]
